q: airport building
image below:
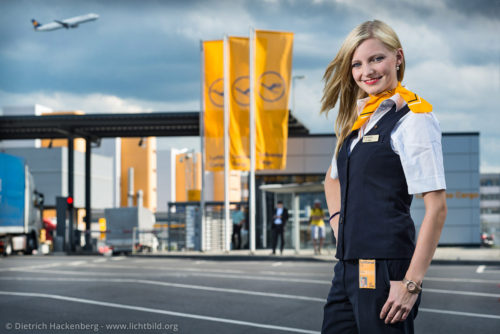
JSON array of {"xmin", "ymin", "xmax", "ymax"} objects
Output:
[
  {"xmin": 254, "ymin": 132, "xmax": 480, "ymax": 249},
  {"xmin": 480, "ymin": 173, "xmax": 500, "ymax": 242}
]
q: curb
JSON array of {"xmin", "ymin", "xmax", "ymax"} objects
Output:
[
  {"xmin": 129, "ymin": 253, "xmax": 500, "ymax": 265},
  {"xmin": 129, "ymin": 253, "xmax": 335, "ymax": 263}
]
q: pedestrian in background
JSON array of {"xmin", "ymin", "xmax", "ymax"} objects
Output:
[
  {"xmin": 271, "ymin": 200, "xmax": 288, "ymax": 255},
  {"xmin": 309, "ymin": 199, "xmax": 326, "ymax": 255},
  {"xmin": 231, "ymin": 205, "xmax": 245, "ymax": 250},
  {"xmin": 321, "ymin": 20, "xmax": 447, "ymax": 333}
]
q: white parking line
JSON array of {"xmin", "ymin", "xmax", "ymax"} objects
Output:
[
  {"xmin": 476, "ymin": 265, "xmax": 486, "ymax": 273},
  {"xmin": 75, "ymin": 263, "xmax": 245, "ymax": 274},
  {"xmin": 68, "ymin": 261, "xmax": 88, "ymax": 266},
  {"xmin": 195, "ymin": 272, "xmax": 328, "ymax": 284},
  {"xmin": 272, "ymin": 262, "xmax": 283, "ymax": 267},
  {"xmin": 260, "ymin": 270, "xmax": 331, "ymax": 277},
  {"xmin": 4, "ymin": 262, "xmax": 64, "ymax": 271},
  {"xmin": 420, "ymin": 307, "xmax": 500, "ymax": 320},
  {"xmin": 0, "ymin": 291, "xmax": 320, "ymax": 334},
  {"xmin": 6, "ymin": 268, "xmax": 188, "ymax": 277},
  {"xmin": 93, "ymin": 259, "xmax": 107, "ymax": 263},
  {"xmin": 425, "ymin": 288, "xmax": 500, "ymax": 298},
  {"xmin": 111, "ymin": 257, "xmax": 126, "ymax": 261},
  {"xmin": 0, "ymin": 277, "xmax": 323, "ymax": 302},
  {"xmin": 424, "ymin": 277, "xmax": 499, "ymax": 284}
]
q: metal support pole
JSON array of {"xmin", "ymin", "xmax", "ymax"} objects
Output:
[
  {"xmin": 249, "ymin": 27, "xmax": 256, "ymax": 253},
  {"xmin": 67, "ymin": 137, "xmax": 74, "ymax": 252},
  {"xmin": 199, "ymin": 40, "xmax": 206, "ymax": 251},
  {"xmin": 223, "ymin": 35, "xmax": 231, "ymax": 252},
  {"xmin": 128, "ymin": 168, "xmax": 134, "ymax": 207},
  {"xmin": 293, "ymin": 193, "xmax": 300, "ymax": 254},
  {"xmin": 55, "ymin": 196, "xmax": 67, "ymax": 252},
  {"xmin": 261, "ymin": 189, "xmax": 267, "ymax": 248},
  {"xmin": 84, "ymin": 137, "xmax": 92, "ymax": 250}
]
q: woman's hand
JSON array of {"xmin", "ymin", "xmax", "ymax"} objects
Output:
[{"xmin": 380, "ymin": 281, "xmax": 419, "ymax": 324}]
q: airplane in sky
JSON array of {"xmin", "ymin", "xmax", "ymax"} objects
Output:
[{"xmin": 31, "ymin": 13, "xmax": 99, "ymax": 31}]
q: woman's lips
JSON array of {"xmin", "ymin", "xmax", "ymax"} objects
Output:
[{"xmin": 364, "ymin": 78, "xmax": 380, "ymax": 85}]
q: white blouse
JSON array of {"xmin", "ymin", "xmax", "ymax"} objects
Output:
[{"xmin": 329, "ymin": 94, "xmax": 446, "ymax": 195}]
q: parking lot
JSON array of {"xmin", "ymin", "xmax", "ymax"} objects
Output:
[{"xmin": 0, "ymin": 255, "xmax": 499, "ymax": 333}]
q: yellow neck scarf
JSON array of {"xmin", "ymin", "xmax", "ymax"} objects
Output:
[{"xmin": 351, "ymin": 82, "xmax": 432, "ymax": 131}]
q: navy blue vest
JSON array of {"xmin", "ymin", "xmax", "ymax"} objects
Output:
[{"xmin": 336, "ymin": 104, "xmax": 415, "ymax": 260}]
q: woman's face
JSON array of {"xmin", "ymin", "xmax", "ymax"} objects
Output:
[{"xmin": 351, "ymin": 38, "xmax": 403, "ymax": 96}]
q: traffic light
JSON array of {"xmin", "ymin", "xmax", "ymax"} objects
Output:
[{"xmin": 66, "ymin": 196, "xmax": 74, "ymax": 209}]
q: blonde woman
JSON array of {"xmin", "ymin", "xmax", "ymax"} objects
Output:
[{"xmin": 321, "ymin": 20, "xmax": 447, "ymax": 334}]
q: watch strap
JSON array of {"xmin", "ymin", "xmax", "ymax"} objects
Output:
[{"xmin": 402, "ymin": 277, "xmax": 422, "ymax": 294}]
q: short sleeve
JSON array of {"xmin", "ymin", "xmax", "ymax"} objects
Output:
[
  {"xmin": 330, "ymin": 152, "xmax": 339, "ymax": 179},
  {"xmin": 392, "ymin": 112, "xmax": 446, "ymax": 195}
]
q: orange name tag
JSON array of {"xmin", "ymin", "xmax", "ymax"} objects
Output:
[{"xmin": 359, "ymin": 259, "xmax": 376, "ymax": 289}]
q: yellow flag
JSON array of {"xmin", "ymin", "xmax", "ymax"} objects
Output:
[
  {"xmin": 253, "ymin": 30, "xmax": 293, "ymax": 170},
  {"xmin": 228, "ymin": 37, "xmax": 250, "ymax": 170},
  {"xmin": 203, "ymin": 40, "xmax": 224, "ymax": 171}
]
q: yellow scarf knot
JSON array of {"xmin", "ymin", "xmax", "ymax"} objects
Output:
[{"xmin": 351, "ymin": 82, "xmax": 432, "ymax": 131}]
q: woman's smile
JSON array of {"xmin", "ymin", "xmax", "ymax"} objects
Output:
[{"xmin": 363, "ymin": 77, "xmax": 381, "ymax": 85}]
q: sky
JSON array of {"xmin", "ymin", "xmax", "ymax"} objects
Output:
[{"xmin": 1, "ymin": 0, "xmax": 499, "ymax": 171}]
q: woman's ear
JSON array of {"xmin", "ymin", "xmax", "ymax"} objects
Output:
[{"xmin": 396, "ymin": 48, "xmax": 404, "ymax": 66}]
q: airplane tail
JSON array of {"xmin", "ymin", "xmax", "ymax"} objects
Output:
[{"xmin": 31, "ymin": 19, "xmax": 41, "ymax": 29}]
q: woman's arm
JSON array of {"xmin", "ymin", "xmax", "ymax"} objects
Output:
[
  {"xmin": 380, "ymin": 189, "xmax": 447, "ymax": 324},
  {"xmin": 324, "ymin": 166, "xmax": 341, "ymax": 239}
]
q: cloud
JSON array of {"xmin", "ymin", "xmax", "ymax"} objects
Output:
[
  {"xmin": 0, "ymin": 0, "xmax": 499, "ymax": 170},
  {"xmin": 0, "ymin": 90, "xmax": 198, "ymax": 114}
]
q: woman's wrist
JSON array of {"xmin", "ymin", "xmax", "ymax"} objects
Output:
[{"xmin": 329, "ymin": 211, "xmax": 340, "ymax": 221}]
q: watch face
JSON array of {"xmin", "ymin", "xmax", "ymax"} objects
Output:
[{"xmin": 407, "ymin": 282, "xmax": 416, "ymax": 292}]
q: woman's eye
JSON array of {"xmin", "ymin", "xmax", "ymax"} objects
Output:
[
  {"xmin": 374, "ymin": 56, "xmax": 385, "ymax": 62},
  {"xmin": 351, "ymin": 63, "xmax": 361, "ymax": 68}
]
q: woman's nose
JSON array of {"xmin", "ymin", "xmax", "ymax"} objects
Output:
[{"xmin": 363, "ymin": 63, "xmax": 375, "ymax": 75}]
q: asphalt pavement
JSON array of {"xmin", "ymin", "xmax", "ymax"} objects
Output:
[{"xmin": 0, "ymin": 255, "xmax": 499, "ymax": 333}]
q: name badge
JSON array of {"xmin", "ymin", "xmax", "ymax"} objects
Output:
[
  {"xmin": 362, "ymin": 134, "xmax": 379, "ymax": 143},
  {"xmin": 359, "ymin": 259, "xmax": 376, "ymax": 289}
]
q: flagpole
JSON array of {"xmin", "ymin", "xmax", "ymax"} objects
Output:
[
  {"xmin": 199, "ymin": 40, "xmax": 206, "ymax": 252},
  {"xmin": 249, "ymin": 27, "xmax": 256, "ymax": 253},
  {"xmin": 223, "ymin": 34, "xmax": 231, "ymax": 252}
]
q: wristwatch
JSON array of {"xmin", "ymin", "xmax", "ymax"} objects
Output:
[{"xmin": 402, "ymin": 278, "xmax": 422, "ymax": 294}]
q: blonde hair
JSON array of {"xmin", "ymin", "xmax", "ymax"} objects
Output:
[{"xmin": 321, "ymin": 20, "xmax": 405, "ymax": 156}]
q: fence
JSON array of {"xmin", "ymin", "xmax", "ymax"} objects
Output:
[{"xmin": 129, "ymin": 201, "xmax": 336, "ymax": 254}]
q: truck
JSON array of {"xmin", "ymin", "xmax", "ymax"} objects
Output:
[
  {"xmin": 103, "ymin": 206, "xmax": 156, "ymax": 255},
  {"xmin": 0, "ymin": 152, "xmax": 44, "ymax": 255}
]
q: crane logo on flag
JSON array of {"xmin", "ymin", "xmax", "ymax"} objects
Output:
[
  {"xmin": 232, "ymin": 75, "xmax": 250, "ymax": 107},
  {"xmin": 258, "ymin": 71, "xmax": 285, "ymax": 102},
  {"xmin": 208, "ymin": 78, "xmax": 224, "ymax": 108}
]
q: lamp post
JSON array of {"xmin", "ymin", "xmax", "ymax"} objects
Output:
[
  {"xmin": 292, "ymin": 75, "xmax": 305, "ymax": 118},
  {"xmin": 291, "ymin": 75, "xmax": 304, "ymax": 253}
]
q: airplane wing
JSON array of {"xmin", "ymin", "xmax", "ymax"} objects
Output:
[
  {"xmin": 61, "ymin": 13, "xmax": 99, "ymax": 28},
  {"xmin": 54, "ymin": 20, "xmax": 70, "ymax": 29}
]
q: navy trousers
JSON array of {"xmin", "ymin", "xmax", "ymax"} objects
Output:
[
  {"xmin": 322, "ymin": 259, "xmax": 421, "ymax": 334},
  {"xmin": 271, "ymin": 224, "xmax": 285, "ymax": 253}
]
